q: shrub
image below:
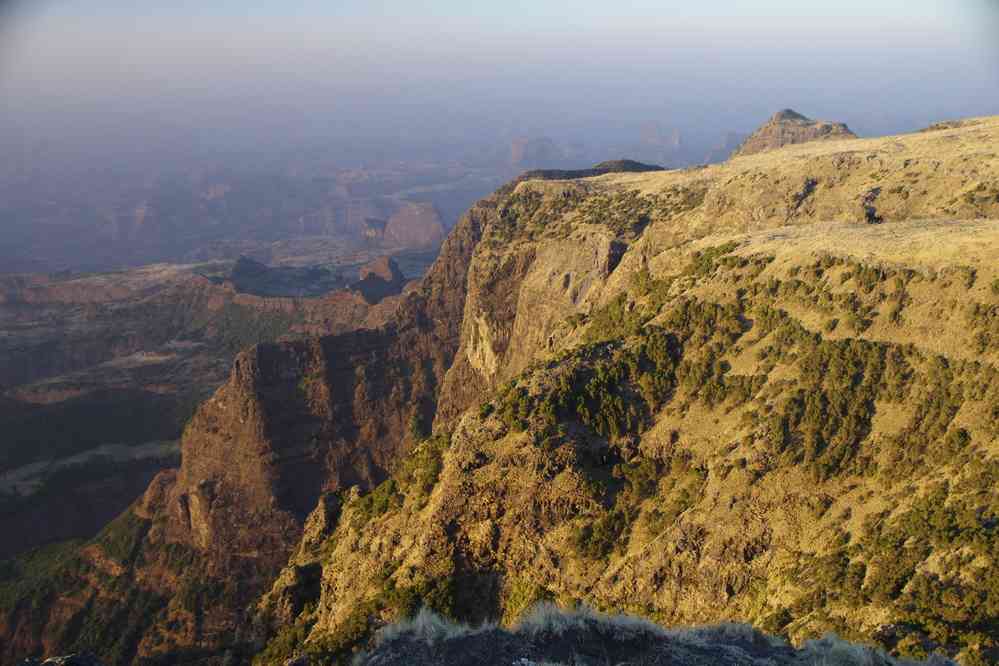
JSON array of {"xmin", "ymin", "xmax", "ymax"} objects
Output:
[
  {"xmin": 395, "ymin": 434, "xmax": 451, "ymax": 503},
  {"xmin": 352, "ymin": 480, "xmax": 402, "ymax": 527},
  {"xmin": 685, "ymin": 242, "xmax": 740, "ymax": 277},
  {"xmin": 571, "ymin": 508, "xmax": 633, "ymax": 559}
]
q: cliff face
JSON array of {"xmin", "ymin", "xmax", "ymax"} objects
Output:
[
  {"xmin": 0, "ymin": 181, "xmax": 491, "ymax": 664},
  {"xmin": 0, "ymin": 260, "xmax": 405, "ymax": 560},
  {"xmin": 6, "ymin": 117, "xmax": 999, "ymax": 665},
  {"xmin": 256, "ymin": 117, "xmax": 999, "ymax": 665},
  {"xmin": 732, "ymin": 109, "xmax": 857, "ymax": 158},
  {"xmin": 351, "ymin": 257, "xmax": 407, "ymax": 305}
]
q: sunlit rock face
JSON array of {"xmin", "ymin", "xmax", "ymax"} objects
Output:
[{"xmin": 732, "ymin": 109, "xmax": 857, "ymax": 158}]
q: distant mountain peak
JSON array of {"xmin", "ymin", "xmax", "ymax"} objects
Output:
[
  {"xmin": 772, "ymin": 108, "xmax": 810, "ymax": 122},
  {"xmin": 733, "ymin": 109, "xmax": 857, "ymax": 158}
]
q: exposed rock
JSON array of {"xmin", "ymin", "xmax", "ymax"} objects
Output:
[
  {"xmin": 732, "ymin": 109, "xmax": 857, "ymax": 157},
  {"xmin": 0, "ymin": 256, "xmax": 408, "ymax": 559},
  {"xmin": 263, "ymin": 119, "xmax": 999, "ymax": 665},
  {"xmin": 384, "ymin": 203, "xmax": 446, "ymax": 248},
  {"xmin": 352, "ymin": 257, "xmax": 407, "ymax": 304}
]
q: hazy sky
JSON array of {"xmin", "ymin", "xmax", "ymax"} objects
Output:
[{"xmin": 1, "ymin": 0, "xmax": 997, "ymax": 165}]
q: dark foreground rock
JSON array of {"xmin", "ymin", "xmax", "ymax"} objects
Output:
[{"xmin": 357, "ymin": 606, "xmax": 953, "ymax": 666}]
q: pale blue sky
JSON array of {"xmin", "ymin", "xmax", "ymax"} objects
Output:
[
  {"xmin": 0, "ymin": 1, "xmax": 996, "ymax": 164},
  {"xmin": 6, "ymin": 0, "xmax": 976, "ymax": 21}
]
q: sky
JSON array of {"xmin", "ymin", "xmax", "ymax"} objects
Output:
[{"xmin": 0, "ymin": 0, "xmax": 997, "ymax": 167}]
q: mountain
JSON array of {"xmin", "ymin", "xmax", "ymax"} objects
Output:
[
  {"xmin": 0, "ymin": 258, "xmax": 409, "ymax": 559},
  {"xmin": 733, "ymin": 109, "xmax": 857, "ymax": 158},
  {"xmin": 0, "ymin": 161, "xmax": 500, "ymax": 276},
  {"xmin": 3, "ymin": 115, "xmax": 999, "ymax": 665},
  {"xmin": 382, "ymin": 204, "xmax": 446, "ymax": 249},
  {"xmin": 351, "ymin": 257, "xmax": 408, "ymax": 305}
]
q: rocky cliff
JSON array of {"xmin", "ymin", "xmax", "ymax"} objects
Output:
[
  {"xmin": 251, "ymin": 116, "xmax": 999, "ymax": 665},
  {"xmin": 4, "ymin": 116, "xmax": 999, "ymax": 665},
  {"xmin": 0, "ymin": 260, "xmax": 407, "ymax": 561},
  {"xmin": 351, "ymin": 257, "xmax": 407, "ymax": 305},
  {"xmin": 0, "ymin": 177, "xmax": 491, "ymax": 664},
  {"xmin": 732, "ymin": 109, "xmax": 857, "ymax": 158}
]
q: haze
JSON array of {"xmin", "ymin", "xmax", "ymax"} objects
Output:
[{"xmin": 1, "ymin": 0, "xmax": 997, "ymax": 170}]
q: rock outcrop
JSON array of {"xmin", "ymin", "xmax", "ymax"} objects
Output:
[
  {"xmin": 383, "ymin": 203, "xmax": 446, "ymax": 248},
  {"xmin": 0, "ymin": 262, "xmax": 407, "ymax": 559},
  {"xmin": 351, "ymin": 257, "xmax": 407, "ymax": 304},
  {"xmin": 732, "ymin": 109, "xmax": 857, "ymax": 157}
]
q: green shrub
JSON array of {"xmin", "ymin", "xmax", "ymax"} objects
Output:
[
  {"xmin": 408, "ymin": 411, "xmax": 430, "ymax": 441},
  {"xmin": 352, "ymin": 480, "xmax": 402, "ymax": 527},
  {"xmin": 395, "ymin": 433, "xmax": 451, "ymax": 502},
  {"xmin": 685, "ymin": 242, "xmax": 740, "ymax": 277},
  {"xmin": 0, "ymin": 540, "xmax": 85, "ymax": 612},
  {"xmin": 572, "ymin": 508, "xmax": 633, "ymax": 559},
  {"xmin": 97, "ymin": 510, "xmax": 150, "ymax": 565},
  {"xmin": 586, "ymin": 294, "xmax": 649, "ymax": 343}
]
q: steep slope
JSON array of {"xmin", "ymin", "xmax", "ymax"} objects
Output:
[
  {"xmin": 4, "ymin": 118, "xmax": 999, "ymax": 665},
  {"xmin": 733, "ymin": 109, "xmax": 857, "ymax": 158},
  {"xmin": 0, "ymin": 178, "xmax": 492, "ymax": 664},
  {"xmin": 0, "ymin": 260, "xmax": 406, "ymax": 559},
  {"xmin": 249, "ymin": 117, "xmax": 999, "ymax": 665}
]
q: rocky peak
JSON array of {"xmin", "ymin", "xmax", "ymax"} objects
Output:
[
  {"xmin": 772, "ymin": 108, "xmax": 809, "ymax": 122},
  {"xmin": 352, "ymin": 256, "xmax": 407, "ymax": 304},
  {"xmin": 733, "ymin": 108, "xmax": 857, "ymax": 157},
  {"xmin": 358, "ymin": 256, "xmax": 404, "ymax": 285}
]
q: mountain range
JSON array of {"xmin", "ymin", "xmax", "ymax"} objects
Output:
[{"xmin": 3, "ymin": 111, "xmax": 999, "ymax": 665}]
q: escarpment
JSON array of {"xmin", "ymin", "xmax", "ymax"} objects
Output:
[
  {"xmin": 254, "ymin": 117, "xmax": 999, "ymax": 666},
  {"xmin": 5, "ymin": 117, "xmax": 999, "ymax": 665}
]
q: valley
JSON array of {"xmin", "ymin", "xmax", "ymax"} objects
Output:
[{"xmin": 0, "ymin": 253, "xmax": 417, "ymax": 558}]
